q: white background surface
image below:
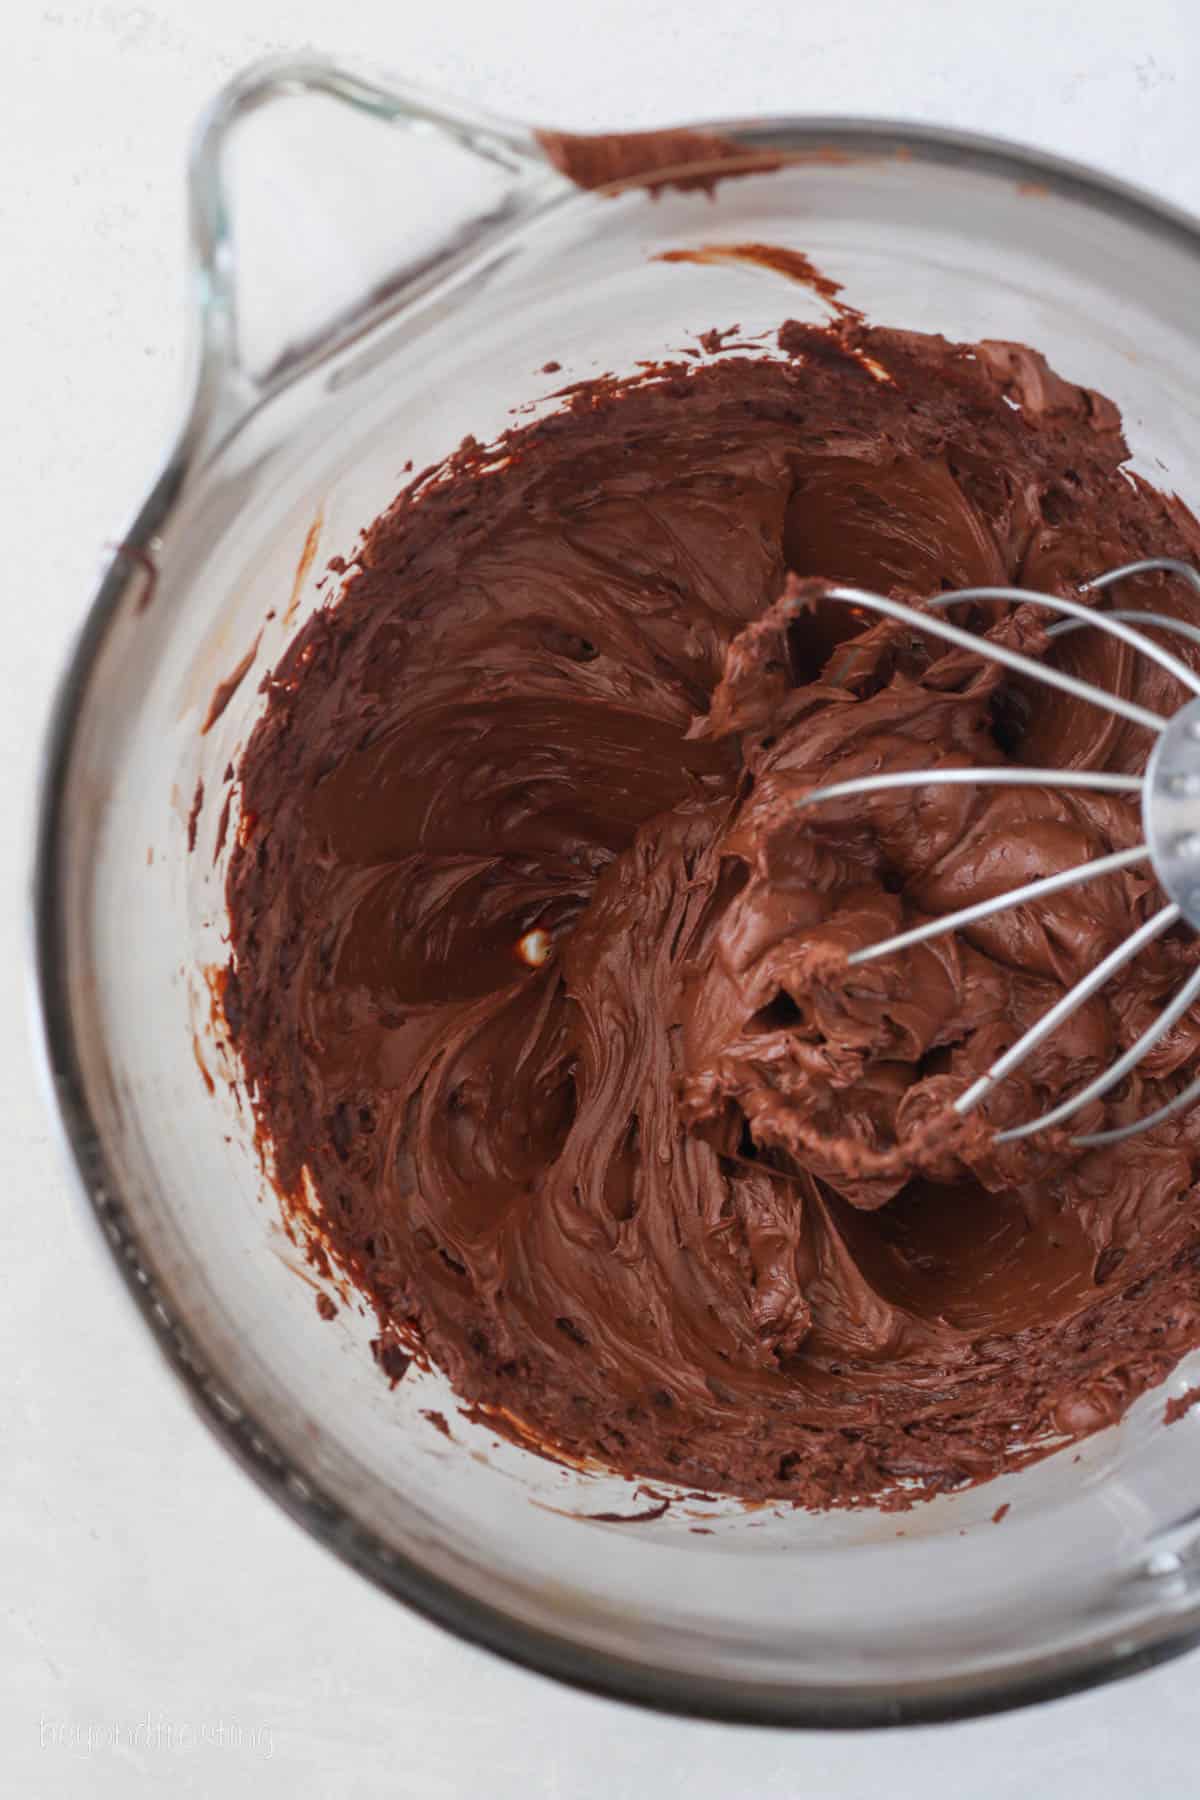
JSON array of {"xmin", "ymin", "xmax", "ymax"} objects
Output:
[{"xmin": 6, "ymin": 0, "xmax": 1200, "ymax": 1793}]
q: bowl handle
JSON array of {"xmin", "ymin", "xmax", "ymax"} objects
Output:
[{"xmin": 186, "ymin": 56, "xmax": 571, "ymax": 453}]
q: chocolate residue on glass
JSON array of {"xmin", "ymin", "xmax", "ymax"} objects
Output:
[
  {"xmin": 285, "ymin": 513, "xmax": 324, "ymax": 627},
  {"xmin": 224, "ymin": 314, "xmax": 1200, "ymax": 1509},
  {"xmin": 579, "ymin": 1497, "xmax": 672, "ymax": 1525},
  {"xmin": 192, "ymin": 1034, "xmax": 215, "ymax": 1097},
  {"xmin": 537, "ymin": 126, "xmax": 781, "ymax": 195},
  {"xmin": 657, "ymin": 242, "xmax": 861, "ymax": 322},
  {"xmin": 1164, "ymin": 1384, "xmax": 1200, "ymax": 1424},
  {"xmin": 212, "ymin": 789, "xmax": 233, "ymax": 865},
  {"xmin": 186, "ymin": 777, "xmax": 204, "ymax": 853},
  {"xmin": 202, "ymin": 635, "xmax": 261, "ymax": 735}
]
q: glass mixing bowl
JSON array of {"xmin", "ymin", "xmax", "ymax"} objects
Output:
[{"xmin": 32, "ymin": 55, "xmax": 1200, "ymax": 1726}]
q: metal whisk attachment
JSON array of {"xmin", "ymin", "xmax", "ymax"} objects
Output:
[{"xmin": 795, "ymin": 559, "xmax": 1200, "ymax": 1148}]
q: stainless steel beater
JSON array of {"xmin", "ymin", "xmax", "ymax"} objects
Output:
[{"xmin": 794, "ymin": 559, "xmax": 1200, "ymax": 1149}]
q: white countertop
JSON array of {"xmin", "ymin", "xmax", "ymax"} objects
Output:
[{"xmin": 7, "ymin": 0, "xmax": 1200, "ymax": 1792}]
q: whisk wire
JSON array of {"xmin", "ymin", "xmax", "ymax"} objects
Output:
[
  {"xmin": 953, "ymin": 902, "xmax": 1181, "ymax": 1119},
  {"xmin": 1083, "ymin": 557, "xmax": 1200, "ymax": 599},
  {"xmin": 821, "ymin": 584, "xmax": 1168, "ymax": 731},
  {"xmin": 1072, "ymin": 1066, "xmax": 1200, "ymax": 1148},
  {"xmin": 996, "ymin": 960, "xmax": 1200, "ymax": 1143},
  {"xmin": 1047, "ymin": 610, "xmax": 1200, "ymax": 652},
  {"xmin": 846, "ymin": 844, "xmax": 1150, "ymax": 967},
  {"xmin": 799, "ymin": 767, "xmax": 1142, "ymax": 812},
  {"xmin": 925, "ymin": 584, "xmax": 1200, "ymax": 698}
]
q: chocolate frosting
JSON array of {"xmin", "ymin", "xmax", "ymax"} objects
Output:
[{"xmin": 226, "ymin": 322, "xmax": 1200, "ymax": 1506}]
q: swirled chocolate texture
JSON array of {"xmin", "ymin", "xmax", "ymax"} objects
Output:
[{"xmin": 225, "ymin": 325, "xmax": 1200, "ymax": 1507}]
